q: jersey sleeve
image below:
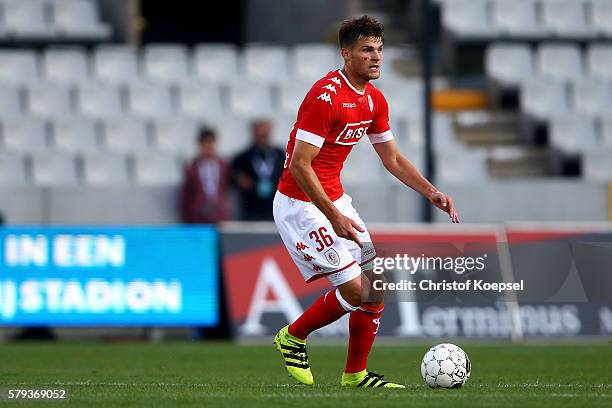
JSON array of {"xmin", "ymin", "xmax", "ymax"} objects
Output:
[
  {"xmin": 367, "ymin": 91, "xmax": 394, "ymax": 144},
  {"xmin": 295, "ymin": 89, "xmax": 337, "ymax": 148}
]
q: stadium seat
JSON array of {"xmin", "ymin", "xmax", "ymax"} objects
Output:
[
  {"xmin": 521, "ymin": 78, "xmax": 569, "ymax": 120},
  {"xmin": 0, "ymin": 84, "xmax": 22, "ymax": 118},
  {"xmin": 244, "ymin": 44, "xmax": 290, "ymax": 84},
  {"xmin": 486, "ymin": 44, "xmax": 534, "ymax": 86},
  {"xmin": 82, "ymin": 152, "xmax": 130, "ymax": 186},
  {"xmin": 213, "ymin": 115, "xmax": 251, "ymax": 157},
  {"xmin": 3, "ymin": 0, "xmax": 54, "ymax": 38},
  {"xmin": 1, "ymin": 118, "xmax": 47, "ymax": 153},
  {"xmin": 133, "ymin": 152, "xmax": 181, "ymax": 186},
  {"xmin": 193, "ymin": 43, "xmax": 239, "ymax": 84},
  {"xmin": 549, "ymin": 114, "xmax": 597, "ymax": 153},
  {"xmin": 536, "ymin": 44, "xmax": 583, "ymax": 81},
  {"xmin": 31, "ymin": 152, "xmax": 78, "ymax": 186},
  {"xmin": 25, "ymin": 82, "xmax": 72, "ymax": 119},
  {"xmin": 542, "ymin": 0, "xmax": 593, "ymax": 37},
  {"xmin": 93, "ymin": 45, "xmax": 139, "ymax": 84},
  {"xmin": 42, "ymin": 47, "xmax": 89, "ymax": 85},
  {"xmin": 144, "ymin": 44, "xmax": 190, "ymax": 84},
  {"xmin": 102, "ymin": 118, "xmax": 149, "ymax": 154},
  {"xmin": 378, "ymin": 78, "xmax": 423, "ymax": 118},
  {"xmin": 176, "ymin": 81, "xmax": 224, "ymax": 122},
  {"xmin": 441, "ymin": 0, "xmax": 495, "ymax": 37},
  {"xmin": 51, "ymin": 0, "xmax": 111, "ymax": 38},
  {"xmin": 436, "ymin": 147, "xmax": 488, "ymax": 182},
  {"xmin": 341, "ymin": 140, "xmax": 385, "ymax": 184},
  {"xmin": 582, "ymin": 148, "xmax": 612, "ymax": 180},
  {"xmin": 152, "ymin": 118, "xmax": 199, "ymax": 157},
  {"xmin": 51, "ymin": 117, "xmax": 98, "ymax": 154},
  {"xmin": 590, "ymin": 0, "xmax": 612, "ymax": 36},
  {"xmin": 278, "ymin": 80, "xmax": 311, "ymax": 115},
  {"xmin": 493, "ymin": 0, "xmax": 544, "ymax": 37},
  {"xmin": 292, "ymin": 44, "xmax": 341, "ymax": 82},
  {"xmin": 77, "ymin": 82, "xmax": 123, "ymax": 119},
  {"xmin": 228, "ymin": 81, "xmax": 274, "ymax": 119},
  {"xmin": 572, "ymin": 79, "xmax": 612, "ymax": 117},
  {"xmin": 586, "ymin": 44, "xmax": 612, "ymax": 82},
  {"xmin": 0, "ymin": 153, "xmax": 27, "ymax": 186},
  {"xmin": 271, "ymin": 115, "xmax": 295, "ymax": 147},
  {"xmin": 127, "ymin": 81, "xmax": 173, "ymax": 119},
  {"xmin": 0, "ymin": 50, "xmax": 39, "ymax": 85}
]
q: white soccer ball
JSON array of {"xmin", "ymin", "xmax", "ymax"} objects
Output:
[{"xmin": 420, "ymin": 343, "xmax": 470, "ymax": 388}]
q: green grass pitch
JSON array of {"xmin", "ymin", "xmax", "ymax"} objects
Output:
[{"xmin": 1, "ymin": 341, "xmax": 611, "ymax": 407}]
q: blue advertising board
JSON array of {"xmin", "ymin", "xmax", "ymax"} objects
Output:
[{"xmin": 0, "ymin": 226, "xmax": 219, "ymax": 326}]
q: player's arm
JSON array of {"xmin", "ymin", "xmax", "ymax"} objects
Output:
[
  {"xmin": 289, "ymin": 140, "xmax": 365, "ymax": 246},
  {"xmin": 372, "ymin": 139, "xmax": 460, "ymax": 223}
]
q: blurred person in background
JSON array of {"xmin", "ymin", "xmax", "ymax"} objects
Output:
[
  {"xmin": 231, "ymin": 119, "xmax": 285, "ymax": 221},
  {"xmin": 180, "ymin": 128, "xmax": 231, "ymax": 224}
]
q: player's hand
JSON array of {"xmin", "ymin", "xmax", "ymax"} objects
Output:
[
  {"xmin": 330, "ymin": 214, "xmax": 365, "ymax": 247},
  {"xmin": 428, "ymin": 191, "xmax": 460, "ymax": 223}
]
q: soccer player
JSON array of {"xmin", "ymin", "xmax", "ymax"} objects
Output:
[{"xmin": 273, "ymin": 15, "xmax": 459, "ymax": 388}]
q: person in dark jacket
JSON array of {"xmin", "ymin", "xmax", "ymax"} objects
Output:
[
  {"xmin": 180, "ymin": 128, "xmax": 231, "ymax": 224},
  {"xmin": 231, "ymin": 119, "xmax": 285, "ymax": 220}
]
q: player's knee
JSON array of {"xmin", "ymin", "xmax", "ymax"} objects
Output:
[{"xmin": 338, "ymin": 278, "xmax": 363, "ymax": 307}]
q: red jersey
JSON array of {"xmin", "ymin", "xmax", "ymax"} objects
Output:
[{"xmin": 277, "ymin": 70, "xmax": 394, "ymax": 202}]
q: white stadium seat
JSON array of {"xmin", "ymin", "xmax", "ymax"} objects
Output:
[
  {"xmin": 582, "ymin": 148, "xmax": 612, "ymax": 180},
  {"xmin": 177, "ymin": 81, "xmax": 224, "ymax": 121},
  {"xmin": 52, "ymin": 0, "xmax": 111, "ymax": 38},
  {"xmin": 133, "ymin": 152, "xmax": 181, "ymax": 186},
  {"xmin": 521, "ymin": 78, "xmax": 569, "ymax": 120},
  {"xmin": 51, "ymin": 118, "xmax": 98, "ymax": 154},
  {"xmin": 590, "ymin": 0, "xmax": 612, "ymax": 37},
  {"xmin": 144, "ymin": 44, "xmax": 190, "ymax": 84},
  {"xmin": 493, "ymin": 0, "xmax": 544, "ymax": 37},
  {"xmin": 127, "ymin": 82, "xmax": 173, "ymax": 119},
  {"xmin": 212, "ymin": 115, "xmax": 251, "ymax": 157},
  {"xmin": 42, "ymin": 47, "xmax": 89, "ymax": 85},
  {"xmin": 77, "ymin": 82, "xmax": 123, "ymax": 119},
  {"xmin": 3, "ymin": 0, "xmax": 54, "ymax": 38},
  {"xmin": 0, "ymin": 50, "xmax": 39, "ymax": 85},
  {"xmin": 549, "ymin": 114, "xmax": 598, "ymax": 153},
  {"xmin": 341, "ymin": 139, "xmax": 385, "ymax": 184},
  {"xmin": 436, "ymin": 147, "xmax": 488, "ymax": 182},
  {"xmin": 536, "ymin": 44, "xmax": 583, "ymax": 82},
  {"xmin": 244, "ymin": 44, "xmax": 290, "ymax": 84},
  {"xmin": 586, "ymin": 44, "xmax": 612, "ymax": 82},
  {"xmin": 102, "ymin": 118, "xmax": 149, "ymax": 154},
  {"xmin": 542, "ymin": 0, "xmax": 592, "ymax": 37},
  {"xmin": 486, "ymin": 44, "xmax": 534, "ymax": 86},
  {"xmin": 82, "ymin": 152, "xmax": 130, "ymax": 186},
  {"xmin": 93, "ymin": 45, "xmax": 139, "ymax": 84},
  {"xmin": 378, "ymin": 78, "xmax": 423, "ymax": 119},
  {"xmin": 26, "ymin": 82, "xmax": 72, "ymax": 119},
  {"xmin": 193, "ymin": 44, "xmax": 239, "ymax": 84},
  {"xmin": 278, "ymin": 80, "xmax": 311, "ymax": 115},
  {"xmin": 572, "ymin": 79, "xmax": 612, "ymax": 117},
  {"xmin": 1, "ymin": 118, "xmax": 47, "ymax": 153},
  {"xmin": 31, "ymin": 152, "xmax": 79, "ymax": 186},
  {"xmin": 0, "ymin": 84, "xmax": 22, "ymax": 118},
  {"xmin": 0, "ymin": 153, "xmax": 27, "ymax": 186},
  {"xmin": 292, "ymin": 44, "xmax": 341, "ymax": 82},
  {"xmin": 271, "ymin": 115, "xmax": 294, "ymax": 147},
  {"xmin": 442, "ymin": 0, "xmax": 495, "ymax": 37},
  {"xmin": 228, "ymin": 81, "xmax": 274, "ymax": 119},
  {"xmin": 152, "ymin": 118, "xmax": 199, "ymax": 157}
]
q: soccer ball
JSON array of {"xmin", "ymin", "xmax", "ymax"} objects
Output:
[{"xmin": 420, "ymin": 343, "xmax": 470, "ymax": 388}]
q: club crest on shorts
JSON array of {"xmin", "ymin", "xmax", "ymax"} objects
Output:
[{"xmin": 324, "ymin": 248, "xmax": 340, "ymax": 266}]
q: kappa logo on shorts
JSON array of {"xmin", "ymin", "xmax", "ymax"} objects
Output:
[{"xmin": 324, "ymin": 248, "xmax": 341, "ymax": 266}]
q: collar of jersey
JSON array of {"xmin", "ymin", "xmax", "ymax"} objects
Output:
[{"xmin": 337, "ymin": 69, "xmax": 366, "ymax": 96}]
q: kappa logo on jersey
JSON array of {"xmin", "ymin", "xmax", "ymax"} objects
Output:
[
  {"xmin": 343, "ymin": 102, "xmax": 357, "ymax": 108},
  {"xmin": 317, "ymin": 92, "xmax": 332, "ymax": 105},
  {"xmin": 322, "ymin": 84, "xmax": 337, "ymax": 94},
  {"xmin": 330, "ymin": 77, "xmax": 341, "ymax": 86},
  {"xmin": 335, "ymin": 120, "xmax": 373, "ymax": 145},
  {"xmin": 367, "ymin": 94, "xmax": 374, "ymax": 112}
]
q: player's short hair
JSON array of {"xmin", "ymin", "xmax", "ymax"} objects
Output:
[
  {"xmin": 338, "ymin": 15, "xmax": 384, "ymax": 49},
  {"xmin": 198, "ymin": 128, "xmax": 216, "ymax": 144}
]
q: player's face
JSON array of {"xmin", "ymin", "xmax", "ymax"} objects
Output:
[{"xmin": 344, "ymin": 37, "xmax": 383, "ymax": 81}]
